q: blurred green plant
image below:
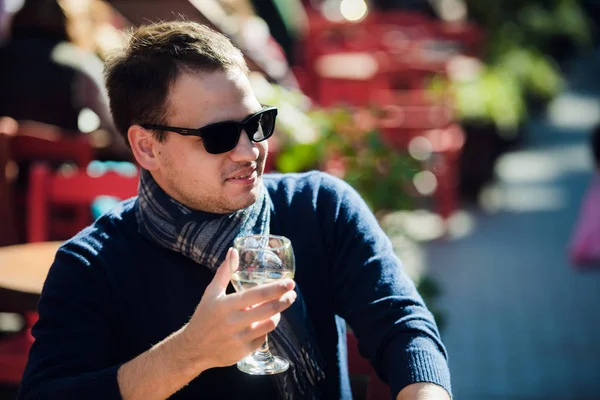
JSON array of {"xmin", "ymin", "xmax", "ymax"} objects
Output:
[
  {"xmin": 430, "ymin": 65, "xmax": 528, "ymax": 134},
  {"xmin": 466, "ymin": 0, "xmax": 593, "ymax": 57},
  {"xmin": 429, "ymin": 49, "xmax": 563, "ymax": 134},
  {"xmin": 342, "ymin": 131, "xmax": 418, "ymax": 212},
  {"xmin": 276, "ymin": 106, "xmax": 420, "ymax": 213},
  {"xmin": 275, "ymin": 141, "xmax": 321, "ymax": 173},
  {"xmin": 518, "ymin": 0, "xmax": 592, "ymax": 49},
  {"xmin": 428, "ymin": 0, "xmax": 591, "ymax": 132},
  {"xmin": 496, "ymin": 47, "xmax": 563, "ymax": 103}
]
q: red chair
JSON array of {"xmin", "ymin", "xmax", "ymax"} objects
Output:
[
  {"xmin": 0, "ymin": 312, "xmax": 38, "ymax": 385},
  {"xmin": 316, "ymin": 74, "xmax": 391, "ymax": 108},
  {"xmin": 433, "ymin": 21, "xmax": 486, "ymax": 58},
  {"xmin": 2, "ymin": 121, "xmax": 94, "ymax": 243},
  {"xmin": 300, "ymin": 10, "xmax": 383, "ymax": 104},
  {"xmin": 0, "ymin": 165, "xmax": 139, "ymax": 385},
  {"xmin": 0, "ymin": 122, "xmax": 95, "ymax": 385},
  {"xmin": 375, "ymin": 101, "xmax": 464, "ymax": 220},
  {"xmin": 312, "ymin": 50, "xmax": 392, "ymax": 108},
  {"xmin": 347, "ymin": 331, "xmax": 390, "ymax": 400},
  {"xmin": 379, "ymin": 105, "xmax": 453, "ymax": 133},
  {"xmin": 8, "ymin": 130, "xmax": 92, "ymax": 168},
  {"xmin": 303, "ymin": 9, "xmax": 378, "ymax": 60},
  {"xmin": 368, "ymin": 12, "xmax": 450, "ymax": 90},
  {"xmin": 373, "ymin": 10, "xmax": 485, "ymax": 58},
  {"xmin": 374, "ymin": 10, "xmax": 432, "ymax": 31},
  {"xmin": 0, "ymin": 130, "xmax": 18, "ymax": 246},
  {"xmin": 0, "ymin": 165, "xmax": 139, "ymax": 384},
  {"xmin": 27, "ymin": 163, "xmax": 139, "ymax": 243}
]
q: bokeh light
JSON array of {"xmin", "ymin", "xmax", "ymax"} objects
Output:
[
  {"xmin": 340, "ymin": 0, "xmax": 368, "ymax": 22},
  {"xmin": 408, "ymin": 136, "xmax": 433, "ymax": 161},
  {"xmin": 413, "ymin": 170, "xmax": 438, "ymax": 195}
]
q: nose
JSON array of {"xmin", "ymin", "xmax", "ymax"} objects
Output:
[{"xmin": 229, "ymin": 129, "xmax": 260, "ymax": 162}]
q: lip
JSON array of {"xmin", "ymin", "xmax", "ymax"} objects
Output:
[{"xmin": 226, "ymin": 167, "xmax": 258, "ymax": 185}]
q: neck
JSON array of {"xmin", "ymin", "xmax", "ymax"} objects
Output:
[{"xmin": 141, "ymin": 168, "xmax": 227, "ymax": 219}]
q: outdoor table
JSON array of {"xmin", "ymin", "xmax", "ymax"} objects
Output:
[
  {"xmin": 0, "ymin": 241, "xmax": 61, "ymax": 384},
  {"xmin": 0, "ymin": 241, "xmax": 62, "ymax": 312}
]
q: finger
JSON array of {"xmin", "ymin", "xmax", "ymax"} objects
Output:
[
  {"xmin": 243, "ymin": 313, "xmax": 282, "ymax": 341},
  {"xmin": 231, "ymin": 279, "xmax": 295, "ymax": 309},
  {"xmin": 248, "ymin": 335, "xmax": 269, "ymax": 353},
  {"xmin": 235, "ymin": 334, "xmax": 269, "ymax": 361},
  {"xmin": 208, "ymin": 248, "xmax": 236, "ymax": 294},
  {"xmin": 235, "ymin": 291, "xmax": 296, "ymax": 325},
  {"xmin": 229, "ymin": 248, "xmax": 239, "ymax": 274}
]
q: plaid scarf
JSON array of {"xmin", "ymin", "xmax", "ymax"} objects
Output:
[{"xmin": 135, "ymin": 169, "xmax": 325, "ymax": 399}]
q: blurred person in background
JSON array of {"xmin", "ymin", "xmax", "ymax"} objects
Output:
[
  {"xmin": 569, "ymin": 124, "xmax": 600, "ymax": 267},
  {"xmin": 0, "ymin": 0, "xmax": 129, "ymax": 161},
  {"xmin": 595, "ymin": 125, "xmax": 600, "ymax": 173},
  {"xmin": 18, "ymin": 20, "xmax": 451, "ymax": 400},
  {"xmin": 247, "ymin": 0, "xmax": 307, "ymax": 65}
]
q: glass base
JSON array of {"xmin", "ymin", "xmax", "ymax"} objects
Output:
[{"xmin": 237, "ymin": 354, "xmax": 289, "ymax": 375}]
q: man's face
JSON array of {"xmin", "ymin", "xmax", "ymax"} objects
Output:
[{"xmin": 149, "ymin": 68, "xmax": 268, "ymax": 214}]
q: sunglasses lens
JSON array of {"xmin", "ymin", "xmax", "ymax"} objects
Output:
[
  {"xmin": 244, "ymin": 117, "xmax": 260, "ymax": 140},
  {"xmin": 249, "ymin": 110, "xmax": 275, "ymax": 142},
  {"xmin": 201, "ymin": 109, "xmax": 277, "ymax": 154},
  {"xmin": 202, "ymin": 123, "xmax": 239, "ymax": 154}
]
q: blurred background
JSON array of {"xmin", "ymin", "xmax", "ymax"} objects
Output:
[{"xmin": 0, "ymin": 0, "xmax": 599, "ymax": 399}]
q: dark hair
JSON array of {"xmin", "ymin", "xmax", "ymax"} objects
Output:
[
  {"xmin": 104, "ymin": 20, "xmax": 248, "ymax": 144},
  {"xmin": 593, "ymin": 124, "xmax": 600, "ymax": 167}
]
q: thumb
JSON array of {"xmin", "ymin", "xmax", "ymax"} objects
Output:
[{"xmin": 209, "ymin": 247, "xmax": 238, "ymax": 294}]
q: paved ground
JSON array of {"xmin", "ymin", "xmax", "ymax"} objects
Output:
[{"xmin": 425, "ymin": 48, "xmax": 600, "ymax": 399}]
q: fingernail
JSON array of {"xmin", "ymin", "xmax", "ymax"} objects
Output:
[
  {"xmin": 284, "ymin": 279, "xmax": 295, "ymax": 290},
  {"xmin": 229, "ymin": 248, "xmax": 238, "ymax": 272}
]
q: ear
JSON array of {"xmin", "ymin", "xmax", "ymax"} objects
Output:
[{"xmin": 128, "ymin": 125, "xmax": 160, "ymax": 170}]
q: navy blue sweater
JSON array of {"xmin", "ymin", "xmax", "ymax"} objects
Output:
[{"xmin": 18, "ymin": 172, "xmax": 451, "ymax": 399}]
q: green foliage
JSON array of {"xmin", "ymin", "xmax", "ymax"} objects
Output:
[
  {"xmin": 428, "ymin": 0, "xmax": 586, "ymax": 130},
  {"xmin": 466, "ymin": 0, "xmax": 593, "ymax": 55},
  {"xmin": 275, "ymin": 107, "xmax": 420, "ymax": 212},
  {"xmin": 518, "ymin": 0, "xmax": 593, "ymax": 50},
  {"xmin": 496, "ymin": 47, "xmax": 563, "ymax": 102},
  {"xmin": 429, "ymin": 66, "xmax": 528, "ymax": 132},
  {"xmin": 342, "ymin": 132, "xmax": 418, "ymax": 212},
  {"xmin": 276, "ymin": 142, "xmax": 322, "ymax": 173}
]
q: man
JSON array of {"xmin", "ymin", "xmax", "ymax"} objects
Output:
[{"xmin": 18, "ymin": 21, "xmax": 451, "ymax": 400}]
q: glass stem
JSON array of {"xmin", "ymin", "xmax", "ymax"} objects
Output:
[{"xmin": 253, "ymin": 335, "xmax": 275, "ymax": 362}]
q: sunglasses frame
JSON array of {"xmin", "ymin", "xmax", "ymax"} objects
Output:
[{"xmin": 141, "ymin": 106, "xmax": 278, "ymax": 154}]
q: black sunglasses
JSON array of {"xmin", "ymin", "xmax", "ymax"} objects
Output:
[{"xmin": 141, "ymin": 106, "xmax": 278, "ymax": 154}]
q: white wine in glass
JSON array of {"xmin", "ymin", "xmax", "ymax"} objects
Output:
[{"xmin": 231, "ymin": 234, "xmax": 295, "ymax": 375}]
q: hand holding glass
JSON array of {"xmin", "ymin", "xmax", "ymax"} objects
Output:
[{"xmin": 231, "ymin": 234, "xmax": 295, "ymax": 375}]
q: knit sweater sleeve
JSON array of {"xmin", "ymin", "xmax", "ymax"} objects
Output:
[
  {"xmin": 17, "ymin": 238, "xmax": 124, "ymax": 400},
  {"xmin": 316, "ymin": 173, "xmax": 452, "ymax": 398}
]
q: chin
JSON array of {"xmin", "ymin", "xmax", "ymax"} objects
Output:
[
  {"xmin": 220, "ymin": 176, "xmax": 263, "ymax": 212},
  {"xmin": 239, "ymin": 191, "xmax": 259, "ymax": 209},
  {"xmin": 216, "ymin": 193, "xmax": 252, "ymax": 213}
]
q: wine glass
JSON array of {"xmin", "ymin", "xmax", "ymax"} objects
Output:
[{"xmin": 231, "ymin": 234, "xmax": 295, "ymax": 375}]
